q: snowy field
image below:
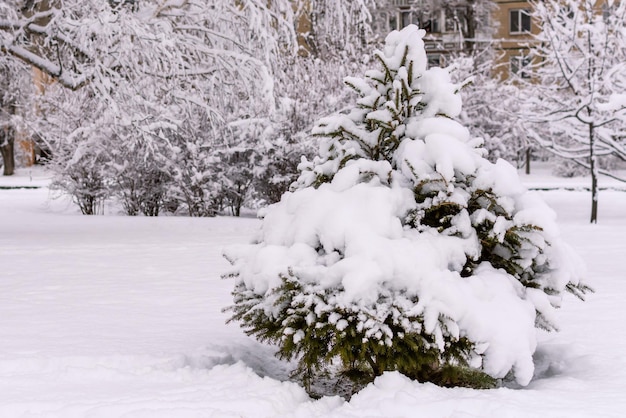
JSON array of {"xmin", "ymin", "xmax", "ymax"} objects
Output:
[{"xmin": 1, "ymin": 167, "xmax": 626, "ymax": 417}]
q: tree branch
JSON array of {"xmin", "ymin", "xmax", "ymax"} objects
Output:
[{"xmin": 1, "ymin": 44, "xmax": 90, "ymax": 90}]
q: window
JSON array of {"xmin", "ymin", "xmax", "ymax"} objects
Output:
[
  {"xmin": 400, "ymin": 9, "xmax": 412, "ymax": 28},
  {"xmin": 602, "ymin": 2, "xmax": 614, "ymax": 21},
  {"xmin": 510, "ymin": 55, "xmax": 532, "ymax": 79},
  {"xmin": 389, "ymin": 8, "xmax": 416, "ymax": 31},
  {"xmin": 445, "ymin": 8, "xmax": 457, "ymax": 32},
  {"xmin": 375, "ymin": 12, "xmax": 388, "ymax": 33},
  {"xmin": 510, "ymin": 9, "xmax": 531, "ymax": 34},
  {"xmin": 420, "ymin": 11, "xmax": 440, "ymax": 33},
  {"xmin": 444, "ymin": 8, "xmax": 467, "ymax": 33},
  {"xmin": 428, "ymin": 54, "xmax": 442, "ymax": 68},
  {"xmin": 389, "ymin": 13, "xmax": 398, "ymax": 31}
]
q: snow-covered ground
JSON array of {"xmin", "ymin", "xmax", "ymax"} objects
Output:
[{"xmin": 1, "ymin": 167, "xmax": 626, "ymax": 417}]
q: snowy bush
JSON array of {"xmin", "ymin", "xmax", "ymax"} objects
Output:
[
  {"xmin": 225, "ymin": 25, "xmax": 589, "ymax": 391},
  {"xmin": 214, "ymin": 145, "xmax": 259, "ymax": 217},
  {"xmin": 167, "ymin": 128, "xmax": 220, "ymax": 218},
  {"xmin": 108, "ymin": 136, "xmax": 172, "ymax": 217},
  {"xmin": 51, "ymin": 147, "xmax": 110, "ymax": 216}
]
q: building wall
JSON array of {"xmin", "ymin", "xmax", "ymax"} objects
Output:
[
  {"xmin": 491, "ymin": 0, "xmax": 539, "ymax": 80},
  {"xmin": 490, "ymin": 0, "xmax": 616, "ymax": 80},
  {"xmin": 366, "ymin": 0, "xmax": 549, "ymax": 80}
]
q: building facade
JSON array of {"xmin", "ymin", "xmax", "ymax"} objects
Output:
[
  {"xmin": 491, "ymin": 0, "xmax": 538, "ymax": 80},
  {"xmin": 370, "ymin": 0, "xmax": 494, "ymax": 67},
  {"xmin": 370, "ymin": 0, "xmax": 537, "ymax": 79}
]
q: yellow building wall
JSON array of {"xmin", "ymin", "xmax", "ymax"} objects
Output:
[{"xmin": 491, "ymin": 0, "xmax": 540, "ymax": 80}]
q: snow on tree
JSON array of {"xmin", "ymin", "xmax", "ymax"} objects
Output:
[
  {"xmin": 524, "ymin": 0, "xmax": 626, "ymax": 223},
  {"xmin": 213, "ymin": 121, "xmax": 261, "ymax": 217},
  {"xmin": 449, "ymin": 52, "xmax": 532, "ymax": 167},
  {"xmin": 2, "ymin": 0, "xmax": 382, "ymax": 215},
  {"xmin": 0, "ymin": 56, "xmax": 34, "ymax": 176},
  {"xmin": 35, "ymin": 85, "xmax": 114, "ymax": 215},
  {"xmin": 0, "ymin": 0, "xmax": 295, "ymax": 96},
  {"xmin": 300, "ymin": 0, "xmax": 375, "ymax": 57},
  {"xmin": 247, "ymin": 54, "xmax": 368, "ymax": 207},
  {"xmin": 224, "ymin": 25, "xmax": 589, "ymax": 392},
  {"xmin": 1, "ymin": 0, "xmax": 298, "ymax": 214}
]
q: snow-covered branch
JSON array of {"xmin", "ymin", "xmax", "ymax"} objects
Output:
[{"xmin": 2, "ymin": 44, "xmax": 90, "ymax": 90}]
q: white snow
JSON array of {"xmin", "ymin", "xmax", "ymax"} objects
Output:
[
  {"xmin": 1, "ymin": 168, "xmax": 626, "ymax": 417},
  {"xmin": 597, "ymin": 93, "xmax": 626, "ymax": 112}
]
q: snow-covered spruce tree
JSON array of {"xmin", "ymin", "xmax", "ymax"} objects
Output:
[{"xmin": 224, "ymin": 25, "xmax": 589, "ymax": 391}]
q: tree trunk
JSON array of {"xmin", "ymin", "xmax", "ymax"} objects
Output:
[
  {"xmin": 365, "ymin": 353, "xmax": 382, "ymax": 377},
  {"xmin": 589, "ymin": 124, "xmax": 598, "ymax": 223},
  {"xmin": 0, "ymin": 127, "xmax": 15, "ymax": 176},
  {"xmin": 590, "ymin": 167, "xmax": 598, "ymax": 224},
  {"xmin": 464, "ymin": 1, "xmax": 476, "ymax": 53},
  {"xmin": 525, "ymin": 147, "xmax": 531, "ymax": 175}
]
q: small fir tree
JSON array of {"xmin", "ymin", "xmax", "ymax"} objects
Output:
[{"xmin": 224, "ymin": 25, "xmax": 589, "ymax": 394}]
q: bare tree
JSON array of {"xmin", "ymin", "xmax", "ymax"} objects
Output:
[{"xmin": 524, "ymin": 0, "xmax": 626, "ymax": 223}]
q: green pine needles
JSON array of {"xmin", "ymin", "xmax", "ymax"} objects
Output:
[{"xmin": 228, "ymin": 268, "xmax": 490, "ymax": 392}]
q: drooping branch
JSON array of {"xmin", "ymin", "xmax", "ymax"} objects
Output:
[{"xmin": 1, "ymin": 44, "xmax": 91, "ymax": 90}]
